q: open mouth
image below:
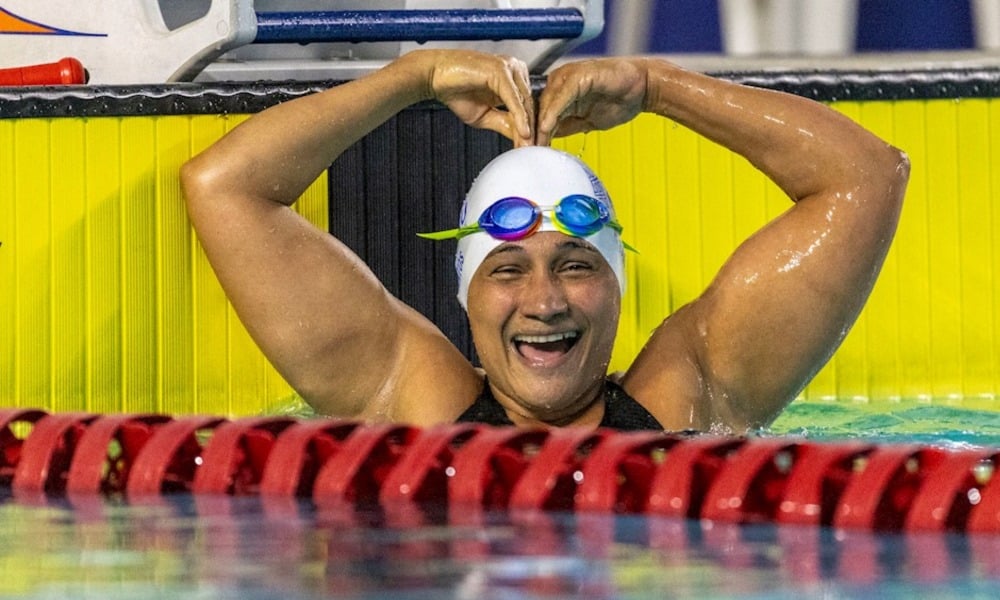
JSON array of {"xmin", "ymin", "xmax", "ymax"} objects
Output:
[{"xmin": 513, "ymin": 331, "xmax": 580, "ymax": 366}]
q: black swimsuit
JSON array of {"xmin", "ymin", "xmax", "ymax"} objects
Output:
[{"xmin": 456, "ymin": 379, "xmax": 664, "ymax": 431}]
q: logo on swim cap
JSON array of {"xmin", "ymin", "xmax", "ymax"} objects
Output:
[{"xmin": 586, "ymin": 170, "xmax": 611, "ymax": 206}]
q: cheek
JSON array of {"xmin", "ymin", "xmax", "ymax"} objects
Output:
[
  {"xmin": 466, "ymin": 281, "xmax": 511, "ymax": 340},
  {"xmin": 573, "ymin": 281, "xmax": 621, "ymax": 344},
  {"xmin": 572, "ymin": 277, "xmax": 620, "ymax": 315},
  {"xmin": 596, "ymin": 296, "xmax": 622, "ymax": 342}
]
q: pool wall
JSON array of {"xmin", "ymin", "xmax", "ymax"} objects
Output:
[{"xmin": 1, "ymin": 67, "xmax": 998, "ymax": 415}]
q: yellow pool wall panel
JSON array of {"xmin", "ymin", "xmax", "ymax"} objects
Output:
[
  {"xmin": 1, "ymin": 95, "xmax": 999, "ymax": 416},
  {"xmin": 0, "ymin": 114, "xmax": 328, "ymax": 416}
]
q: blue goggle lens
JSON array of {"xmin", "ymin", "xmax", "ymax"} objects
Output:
[
  {"xmin": 553, "ymin": 194, "xmax": 609, "ymax": 237},
  {"xmin": 480, "ymin": 197, "xmax": 542, "ymax": 241}
]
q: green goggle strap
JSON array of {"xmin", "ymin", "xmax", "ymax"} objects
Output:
[{"xmin": 418, "ymin": 223, "xmax": 638, "ymax": 253}]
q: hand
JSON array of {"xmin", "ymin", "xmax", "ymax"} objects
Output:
[
  {"xmin": 406, "ymin": 50, "xmax": 534, "ymax": 147},
  {"xmin": 536, "ymin": 58, "xmax": 649, "ymax": 146}
]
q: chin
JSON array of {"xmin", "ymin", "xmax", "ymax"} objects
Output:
[{"xmin": 510, "ymin": 372, "xmax": 602, "ymax": 416}]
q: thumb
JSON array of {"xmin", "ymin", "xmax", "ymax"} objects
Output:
[{"xmin": 472, "ymin": 108, "xmax": 531, "ymax": 146}]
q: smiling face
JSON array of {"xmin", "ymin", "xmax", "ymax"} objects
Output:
[
  {"xmin": 466, "ymin": 232, "xmax": 621, "ymax": 425},
  {"xmin": 454, "ymin": 147, "xmax": 626, "ymax": 311}
]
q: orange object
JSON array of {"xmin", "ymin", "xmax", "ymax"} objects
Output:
[{"xmin": 0, "ymin": 57, "xmax": 87, "ymax": 86}]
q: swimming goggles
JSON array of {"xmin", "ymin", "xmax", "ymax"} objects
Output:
[{"xmin": 418, "ymin": 194, "xmax": 633, "ymax": 249}]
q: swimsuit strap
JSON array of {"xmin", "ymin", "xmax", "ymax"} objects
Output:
[{"xmin": 599, "ymin": 380, "xmax": 664, "ymax": 431}]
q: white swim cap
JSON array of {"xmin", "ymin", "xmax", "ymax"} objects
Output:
[{"xmin": 453, "ymin": 146, "xmax": 626, "ymax": 310}]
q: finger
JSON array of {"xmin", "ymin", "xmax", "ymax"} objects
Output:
[
  {"xmin": 471, "ymin": 107, "xmax": 522, "ymax": 144},
  {"xmin": 509, "ymin": 58, "xmax": 535, "ymax": 139},
  {"xmin": 535, "ymin": 124, "xmax": 553, "ymax": 148},
  {"xmin": 536, "ymin": 90, "xmax": 578, "ymax": 146},
  {"xmin": 537, "ymin": 68, "xmax": 582, "ymax": 146},
  {"xmin": 513, "ymin": 133, "xmax": 533, "ymax": 149},
  {"xmin": 493, "ymin": 57, "xmax": 533, "ymax": 144}
]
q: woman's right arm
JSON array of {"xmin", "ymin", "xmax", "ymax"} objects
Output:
[{"xmin": 180, "ymin": 50, "xmax": 532, "ymax": 421}]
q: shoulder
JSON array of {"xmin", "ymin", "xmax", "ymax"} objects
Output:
[
  {"xmin": 619, "ymin": 304, "xmax": 714, "ymax": 431},
  {"xmin": 301, "ymin": 298, "xmax": 483, "ymax": 426},
  {"xmin": 370, "ymin": 312, "xmax": 485, "ymax": 426}
]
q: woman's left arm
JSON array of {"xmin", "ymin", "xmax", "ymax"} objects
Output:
[{"xmin": 538, "ymin": 57, "xmax": 909, "ymax": 431}]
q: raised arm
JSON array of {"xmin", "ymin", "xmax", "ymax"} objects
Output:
[
  {"xmin": 537, "ymin": 58, "xmax": 909, "ymax": 431},
  {"xmin": 180, "ymin": 50, "xmax": 533, "ymax": 421}
]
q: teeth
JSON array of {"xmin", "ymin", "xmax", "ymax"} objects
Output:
[{"xmin": 514, "ymin": 331, "xmax": 579, "ymax": 344}]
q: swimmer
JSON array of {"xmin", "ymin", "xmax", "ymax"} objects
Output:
[{"xmin": 180, "ymin": 50, "xmax": 908, "ymax": 432}]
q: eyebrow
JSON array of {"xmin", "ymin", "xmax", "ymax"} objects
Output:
[
  {"xmin": 488, "ymin": 244, "xmax": 526, "ymax": 257},
  {"xmin": 559, "ymin": 239, "xmax": 599, "ymax": 253},
  {"xmin": 487, "ymin": 239, "xmax": 600, "ymax": 258}
]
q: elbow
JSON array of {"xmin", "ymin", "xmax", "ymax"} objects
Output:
[
  {"xmin": 887, "ymin": 145, "xmax": 911, "ymax": 190},
  {"xmin": 179, "ymin": 153, "xmax": 234, "ymax": 225},
  {"xmin": 862, "ymin": 136, "xmax": 909, "ymax": 178},
  {"xmin": 179, "ymin": 156, "xmax": 212, "ymax": 214},
  {"xmin": 858, "ymin": 142, "xmax": 909, "ymax": 218},
  {"xmin": 881, "ymin": 144, "xmax": 910, "ymax": 213},
  {"xmin": 879, "ymin": 140, "xmax": 910, "ymax": 182}
]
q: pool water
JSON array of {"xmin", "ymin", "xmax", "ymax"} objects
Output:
[
  {"xmin": 767, "ymin": 400, "xmax": 1000, "ymax": 448},
  {"xmin": 2, "ymin": 494, "xmax": 1000, "ymax": 599},
  {"xmin": 3, "ymin": 400, "xmax": 1000, "ymax": 599}
]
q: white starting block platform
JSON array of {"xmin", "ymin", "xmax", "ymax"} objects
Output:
[{"xmin": 0, "ymin": 0, "xmax": 603, "ymax": 85}]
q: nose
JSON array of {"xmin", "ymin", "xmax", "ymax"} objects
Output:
[{"xmin": 519, "ymin": 272, "xmax": 570, "ymax": 321}]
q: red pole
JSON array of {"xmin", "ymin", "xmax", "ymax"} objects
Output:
[{"xmin": 0, "ymin": 57, "xmax": 87, "ymax": 86}]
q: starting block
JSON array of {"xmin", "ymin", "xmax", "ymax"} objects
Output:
[{"xmin": 0, "ymin": 1, "xmax": 603, "ymax": 85}]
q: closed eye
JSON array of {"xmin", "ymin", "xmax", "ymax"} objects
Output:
[
  {"xmin": 489, "ymin": 264, "xmax": 527, "ymax": 280},
  {"xmin": 560, "ymin": 261, "xmax": 594, "ymax": 272}
]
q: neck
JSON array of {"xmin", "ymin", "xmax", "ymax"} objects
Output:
[{"xmin": 492, "ymin": 379, "xmax": 607, "ymax": 428}]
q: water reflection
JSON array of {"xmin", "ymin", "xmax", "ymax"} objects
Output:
[{"xmin": 0, "ymin": 493, "xmax": 999, "ymax": 598}]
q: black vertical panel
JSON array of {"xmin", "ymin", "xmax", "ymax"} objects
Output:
[
  {"xmin": 327, "ymin": 104, "xmax": 511, "ymax": 362},
  {"xmin": 327, "ymin": 140, "xmax": 367, "ymax": 256},
  {"xmin": 363, "ymin": 118, "xmax": 402, "ymax": 292},
  {"xmin": 395, "ymin": 108, "xmax": 436, "ymax": 318},
  {"xmin": 429, "ymin": 108, "xmax": 472, "ymax": 358}
]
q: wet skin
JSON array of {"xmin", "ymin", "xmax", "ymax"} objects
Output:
[
  {"xmin": 180, "ymin": 49, "xmax": 908, "ymax": 432},
  {"xmin": 466, "ymin": 232, "xmax": 621, "ymax": 427}
]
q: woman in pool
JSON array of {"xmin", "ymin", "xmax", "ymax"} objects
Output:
[{"xmin": 180, "ymin": 49, "xmax": 908, "ymax": 432}]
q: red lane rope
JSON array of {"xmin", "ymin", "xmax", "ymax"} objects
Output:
[{"xmin": 1, "ymin": 410, "xmax": 998, "ymax": 533}]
